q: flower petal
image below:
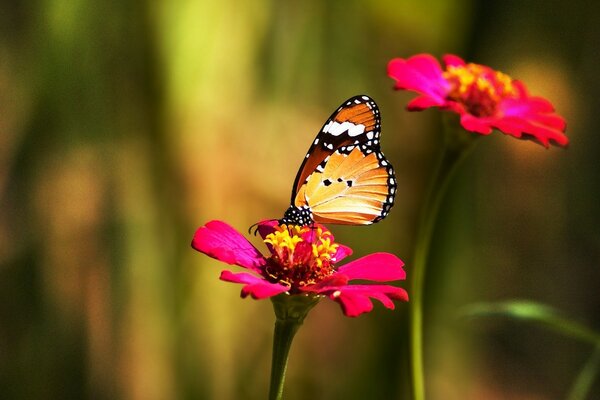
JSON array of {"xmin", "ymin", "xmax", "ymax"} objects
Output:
[
  {"xmin": 313, "ymin": 284, "xmax": 409, "ymax": 317},
  {"xmin": 502, "ymin": 97, "xmax": 555, "ymax": 116},
  {"xmin": 256, "ymin": 219, "xmax": 279, "ymax": 239},
  {"xmin": 336, "ymin": 252, "xmax": 406, "ymax": 281},
  {"xmin": 498, "ymin": 98, "xmax": 569, "ymax": 147},
  {"xmin": 192, "ymin": 220, "xmax": 265, "ymax": 271},
  {"xmin": 388, "ymin": 54, "xmax": 449, "ymax": 102},
  {"xmin": 332, "ymin": 288, "xmax": 375, "ymax": 317},
  {"xmin": 220, "ymin": 270, "xmax": 289, "ymax": 299},
  {"xmin": 460, "ymin": 113, "xmax": 494, "ymax": 134},
  {"xmin": 407, "ymin": 95, "xmax": 448, "ymax": 110},
  {"xmin": 299, "ymin": 223, "xmax": 334, "ymax": 241},
  {"xmin": 333, "ymin": 244, "xmax": 352, "ymax": 263},
  {"xmin": 300, "ymin": 253, "xmax": 408, "ymax": 317},
  {"xmin": 442, "ymin": 54, "xmax": 466, "ymax": 67}
]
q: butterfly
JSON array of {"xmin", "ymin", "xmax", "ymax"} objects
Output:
[{"xmin": 281, "ymin": 95, "xmax": 396, "ymax": 226}]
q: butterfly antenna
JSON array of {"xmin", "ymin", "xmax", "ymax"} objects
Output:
[{"xmin": 247, "ymin": 222, "xmax": 260, "ymax": 236}]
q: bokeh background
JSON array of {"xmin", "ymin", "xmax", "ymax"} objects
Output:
[{"xmin": 1, "ymin": 0, "xmax": 599, "ymax": 399}]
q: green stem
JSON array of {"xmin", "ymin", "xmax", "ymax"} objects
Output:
[
  {"xmin": 269, "ymin": 294, "xmax": 319, "ymax": 400},
  {"xmin": 410, "ymin": 120, "xmax": 477, "ymax": 400},
  {"xmin": 567, "ymin": 344, "xmax": 600, "ymax": 400}
]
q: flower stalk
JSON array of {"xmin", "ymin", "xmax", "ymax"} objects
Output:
[
  {"xmin": 269, "ymin": 294, "xmax": 320, "ymax": 400},
  {"xmin": 410, "ymin": 117, "xmax": 478, "ymax": 400}
]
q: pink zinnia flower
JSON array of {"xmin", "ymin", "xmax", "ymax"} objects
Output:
[
  {"xmin": 192, "ymin": 220, "xmax": 408, "ymax": 317},
  {"xmin": 387, "ymin": 54, "xmax": 568, "ymax": 148}
]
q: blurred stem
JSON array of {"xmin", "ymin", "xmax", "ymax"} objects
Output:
[
  {"xmin": 269, "ymin": 294, "xmax": 319, "ymax": 400},
  {"xmin": 410, "ymin": 117, "xmax": 477, "ymax": 400},
  {"xmin": 566, "ymin": 344, "xmax": 600, "ymax": 400}
]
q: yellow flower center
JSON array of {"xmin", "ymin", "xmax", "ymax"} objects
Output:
[
  {"xmin": 443, "ymin": 63, "xmax": 517, "ymax": 117},
  {"xmin": 263, "ymin": 224, "xmax": 339, "ymax": 291}
]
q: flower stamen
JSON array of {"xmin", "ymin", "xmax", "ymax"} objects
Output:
[
  {"xmin": 443, "ymin": 63, "xmax": 517, "ymax": 117},
  {"xmin": 264, "ymin": 225, "xmax": 339, "ymax": 292}
]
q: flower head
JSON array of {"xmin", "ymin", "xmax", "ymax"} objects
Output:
[
  {"xmin": 387, "ymin": 54, "xmax": 568, "ymax": 148},
  {"xmin": 192, "ymin": 220, "xmax": 408, "ymax": 317}
]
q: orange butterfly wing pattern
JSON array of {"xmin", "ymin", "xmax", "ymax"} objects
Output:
[{"xmin": 282, "ymin": 95, "xmax": 396, "ymax": 226}]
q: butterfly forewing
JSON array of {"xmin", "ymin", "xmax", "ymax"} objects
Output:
[
  {"xmin": 285, "ymin": 95, "xmax": 396, "ymax": 226},
  {"xmin": 291, "ymin": 96, "xmax": 381, "ymax": 201}
]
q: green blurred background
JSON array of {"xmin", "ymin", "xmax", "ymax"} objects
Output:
[{"xmin": 1, "ymin": 0, "xmax": 598, "ymax": 399}]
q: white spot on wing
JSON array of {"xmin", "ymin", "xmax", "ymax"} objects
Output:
[{"xmin": 327, "ymin": 121, "xmax": 365, "ymax": 137}]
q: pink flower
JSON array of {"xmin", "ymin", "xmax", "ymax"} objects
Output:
[
  {"xmin": 387, "ymin": 54, "xmax": 568, "ymax": 148},
  {"xmin": 192, "ymin": 220, "xmax": 408, "ymax": 317}
]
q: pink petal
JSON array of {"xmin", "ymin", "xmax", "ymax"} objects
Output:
[
  {"xmin": 460, "ymin": 113, "xmax": 494, "ymax": 134},
  {"xmin": 220, "ymin": 270, "xmax": 289, "ymax": 299},
  {"xmin": 192, "ymin": 220, "xmax": 265, "ymax": 272},
  {"xmin": 333, "ymin": 285, "xmax": 409, "ymax": 317},
  {"xmin": 406, "ymin": 54, "xmax": 448, "ymax": 83},
  {"xmin": 256, "ymin": 219, "xmax": 279, "ymax": 239},
  {"xmin": 299, "ymin": 223, "xmax": 335, "ymax": 243},
  {"xmin": 442, "ymin": 100, "xmax": 469, "ymax": 116},
  {"xmin": 332, "ymin": 289, "xmax": 374, "ymax": 317},
  {"xmin": 506, "ymin": 119, "xmax": 566, "ymax": 147},
  {"xmin": 492, "ymin": 116, "xmax": 527, "ymax": 137},
  {"xmin": 502, "ymin": 97, "xmax": 555, "ymax": 116},
  {"xmin": 301, "ymin": 274, "xmax": 349, "ymax": 292},
  {"xmin": 442, "ymin": 54, "xmax": 466, "ymax": 67},
  {"xmin": 407, "ymin": 95, "xmax": 448, "ymax": 110},
  {"xmin": 319, "ymin": 285, "xmax": 409, "ymax": 317},
  {"xmin": 511, "ymin": 80, "xmax": 529, "ymax": 97},
  {"xmin": 333, "ymin": 244, "xmax": 353, "ymax": 263},
  {"xmin": 529, "ymin": 113, "xmax": 567, "ymax": 131},
  {"xmin": 498, "ymin": 99, "xmax": 569, "ymax": 147},
  {"xmin": 336, "ymin": 252, "xmax": 406, "ymax": 281},
  {"xmin": 524, "ymin": 97, "xmax": 556, "ymax": 113},
  {"xmin": 388, "ymin": 54, "xmax": 449, "ymax": 101}
]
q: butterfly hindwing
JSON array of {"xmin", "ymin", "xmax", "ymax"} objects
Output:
[{"xmin": 284, "ymin": 95, "xmax": 396, "ymax": 226}]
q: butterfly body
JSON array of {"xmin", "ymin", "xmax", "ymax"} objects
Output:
[{"xmin": 281, "ymin": 95, "xmax": 396, "ymax": 226}]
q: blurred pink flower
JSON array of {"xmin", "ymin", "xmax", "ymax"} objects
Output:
[
  {"xmin": 387, "ymin": 54, "xmax": 568, "ymax": 148},
  {"xmin": 192, "ymin": 220, "xmax": 408, "ymax": 317}
]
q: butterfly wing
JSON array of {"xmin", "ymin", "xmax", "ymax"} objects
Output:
[{"xmin": 289, "ymin": 95, "xmax": 396, "ymax": 225}]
